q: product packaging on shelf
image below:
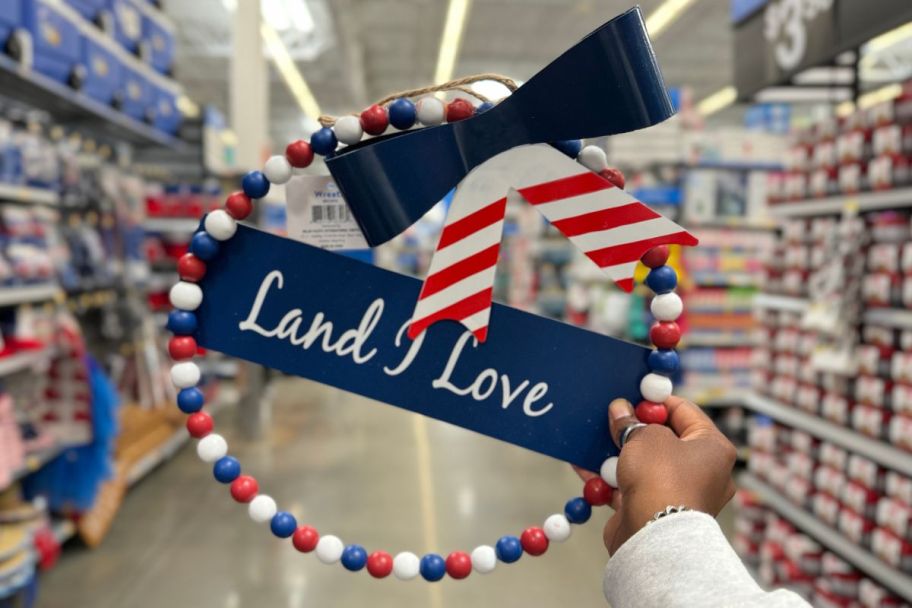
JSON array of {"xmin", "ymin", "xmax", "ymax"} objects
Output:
[{"xmin": 21, "ymin": 0, "xmax": 83, "ymax": 85}]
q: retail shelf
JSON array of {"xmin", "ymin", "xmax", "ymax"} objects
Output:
[
  {"xmin": 0, "ymin": 183, "xmax": 58, "ymax": 205},
  {"xmin": 1, "ymin": 443, "xmax": 67, "ymax": 491},
  {"xmin": 863, "ymin": 307, "xmax": 912, "ymax": 330},
  {"xmin": 691, "ymin": 272, "xmax": 761, "ymax": 288},
  {"xmin": 143, "ymin": 218, "xmax": 200, "ymax": 233},
  {"xmin": 685, "ymin": 333, "xmax": 754, "ymax": 347},
  {"xmin": 753, "ymin": 293, "xmax": 808, "ymax": 313},
  {"xmin": 0, "ymin": 346, "xmax": 56, "ymax": 377},
  {"xmin": 0, "ymin": 54, "xmax": 187, "ymax": 151},
  {"xmin": 688, "ymin": 218, "xmax": 778, "ymax": 231},
  {"xmin": 685, "ymin": 161, "xmax": 785, "ymax": 172},
  {"xmin": 126, "ymin": 425, "xmax": 189, "ymax": 486},
  {"xmin": 740, "ymin": 472, "xmax": 912, "ymax": 600},
  {"xmin": 743, "ymin": 392, "xmax": 912, "ymax": 476},
  {"xmin": 0, "ymin": 284, "xmax": 60, "ymax": 307},
  {"xmin": 52, "ymin": 519, "xmax": 76, "ymax": 544},
  {"xmin": 679, "ymin": 386, "xmax": 745, "ymax": 407},
  {"xmin": 768, "ymin": 188, "xmax": 912, "ymax": 217}
]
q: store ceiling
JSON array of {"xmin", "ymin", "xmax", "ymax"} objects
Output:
[{"xmin": 163, "ymin": 0, "xmax": 734, "ymax": 146}]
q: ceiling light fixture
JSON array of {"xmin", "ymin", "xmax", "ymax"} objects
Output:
[
  {"xmin": 645, "ymin": 0, "xmax": 698, "ymax": 39},
  {"xmin": 696, "ymin": 85, "xmax": 737, "ymax": 116},
  {"xmin": 857, "ymin": 83, "xmax": 903, "ymax": 109},
  {"xmin": 177, "ymin": 94, "xmax": 201, "ymax": 119},
  {"xmin": 434, "ymin": 0, "xmax": 472, "ymax": 84}
]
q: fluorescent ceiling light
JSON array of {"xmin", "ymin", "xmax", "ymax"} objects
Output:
[
  {"xmin": 434, "ymin": 0, "xmax": 472, "ymax": 84},
  {"xmin": 696, "ymin": 86, "xmax": 737, "ymax": 116},
  {"xmin": 261, "ymin": 23, "xmax": 322, "ymax": 118},
  {"xmin": 645, "ymin": 0, "xmax": 697, "ymax": 39},
  {"xmin": 857, "ymin": 83, "xmax": 903, "ymax": 109},
  {"xmin": 177, "ymin": 94, "xmax": 200, "ymax": 119},
  {"xmin": 863, "ymin": 20, "xmax": 912, "ymax": 55}
]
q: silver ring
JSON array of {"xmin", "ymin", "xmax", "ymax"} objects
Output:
[{"xmin": 619, "ymin": 423, "xmax": 647, "ymax": 449}]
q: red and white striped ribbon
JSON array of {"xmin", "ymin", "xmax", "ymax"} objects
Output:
[{"xmin": 407, "ymin": 144, "xmax": 696, "ymax": 343}]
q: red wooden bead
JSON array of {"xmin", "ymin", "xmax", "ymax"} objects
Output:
[
  {"xmin": 520, "ymin": 527, "xmax": 549, "ymax": 556},
  {"xmin": 230, "ymin": 475, "xmax": 259, "ymax": 503},
  {"xmin": 599, "ymin": 167, "xmax": 626, "ymax": 189},
  {"xmin": 168, "ymin": 336, "xmax": 197, "ymax": 360},
  {"xmin": 360, "ymin": 104, "xmax": 389, "ymax": 135},
  {"xmin": 186, "ymin": 411, "xmax": 213, "ymax": 438},
  {"xmin": 641, "ymin": 245, "xmax": 670, "ymax": 268},
  {"xmin": 285, "ymin": 140, "xmax": 314, "ymax": 168},
  {"xmin": 177, "ymin": 253, "xmax": 206, "ymax": 282},
  {"xmin": 583, "ymin": 477, "xmax": 613, "ymax": 506},
  {"xmin": 446, "ymin": 98, "xmax": 475, "ymax": 122},
  {"xmin": 649, "ymin": 321, "xmax": 681, "ymax": 349},
  {"xmin": 445, "ymin": 551, "xmax": 472, "ymax": 579},
  {"xmin": 366, "ymin": 550, "xmax": 393, "ymax": 578},
  {"xmin": 292, "ymin": 525, "xmax": 320, "ymax": 553},
  {"xmin": 225, "ymin": 191, "xmax": 253, "ymax": 220},
  {"xmin": 636, "ymin": 400, "xmax": 669, "ymax": 425}
]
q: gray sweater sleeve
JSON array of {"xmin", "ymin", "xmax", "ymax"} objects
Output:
[{"xmin": 603, "ymin": 511, "xmax": 811, "ymax": 607}]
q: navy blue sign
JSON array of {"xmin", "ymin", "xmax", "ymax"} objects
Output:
[
  {"xmin": 327, "ymin": 7, "xmax": 674, "ymax": 246},
  {"xmin": 194, "ymin": 225, "xmax": 650, "ymax": 471}
]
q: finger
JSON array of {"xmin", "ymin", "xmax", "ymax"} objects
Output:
[
  {"xmin": 602, "ymin": 512, "xmax": 623, "ymax": 555},
  {"xmin": 665, "ymin": 396, "xmax": 721, "ymax": 441},
  {"xmin": 608, "ymin": 399, "xmax": 639, "ymax": 448},
  {"xmin": 572, "ymin": 465, "xmax": 598, "ymax": 482},
  {"xmin": 609, "ymin": 488, "xmax": 622, "ymax": 512}
]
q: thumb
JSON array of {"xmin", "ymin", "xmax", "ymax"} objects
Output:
[{"xmin": 608, "ymin": 398, "xmax": 639, "ymax": 449}]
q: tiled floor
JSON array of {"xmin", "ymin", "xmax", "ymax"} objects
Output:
[{"xmin": 39, "ymin": 377, "xmax": 628, "ymax": 607}]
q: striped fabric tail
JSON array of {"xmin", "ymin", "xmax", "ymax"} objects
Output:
[{"xmin": 407, "ymin": 144, "xmax": 697, "ymax": 343}]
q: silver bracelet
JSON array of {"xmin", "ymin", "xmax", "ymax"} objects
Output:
[{"xmin": 645, "ymin": 505, "xmax": 692, "ymax": 525}]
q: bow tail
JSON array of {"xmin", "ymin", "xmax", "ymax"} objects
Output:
[
  {"xmin": 517, "ymin": 172, "xmax": 697, "ymax": 293},
  {"xmin": 407, "ymin": 194, "xmax": 507, "ymax": 343}
]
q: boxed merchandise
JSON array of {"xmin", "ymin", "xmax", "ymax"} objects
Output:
[
  {"xmin": 870, "ymin": 528, "xmax": 912, "ymax": 569},
  {"xmin": 888, "ymin": 415, "xmax": 912, "ymax": 451},
  {"xmin": 886, "ymin": 471, "xmax": 912, "ymax": 505},
  {"xmin": 876, "ymin": 497, "xmax": 912, "ymax": 539},
  {"xmin": 146, "ymin": 72, "xmax": 181, "ymax": 134},
  {"xmin": 108, "ymin": 0, "xmax": 143, "ymax": 54},
  {"xmin": 837, "ymin": 507, "xmax": 875, "ymax": 544},
  {"xmin": 18, "ymin": 0, "xmax": 83, "ymax": 85},
  {"xmin": 892, "ymin": 383, "xmax": 912, "ymax": 415},
  {"xmin": 847, "ymin": 455, "xmax": 884, "ymax": 490},
  {"xmin": 859, "ymin": 344, "xmax": 888, "ymax": 375},
  {"xmin": 841, "ymin": 481, "xmax": 879, "ymax": 519},
  {"xmin": 65, "ymin": 0, "xmax": 108, "ymax": 23},
  {"xmin": 821, "ymin": 553, "xmax": 861, "ymax": 598},
  {"xmin": 859, "ymin": 578, "xmax": 904, "ymax": 607},
  {"xmin": 0, "ymin": 4, "xmax": 22, "ymax": 48},
  {"xmin": 77, "ymin": 19, "xmax": 122, "ymax": 106},
  {"xmin": 855, "ymin": 376, "xmax": 890, "ymax": 407},
  {"xmin": 852, "ymin": 404, "xmax": 889, "ymax": 439},
  {"xmin": 821, "ymin": 392, "xmax": 852, "ymax": 425},
  {"xmin": 136, "ymin": 0, "xmax": 173, "ymax": 73},
  {"xmin": 115, "ymin": 59, "xmax": 151, "ymax": 121},
  {"xmin": 812, "ymin": 492, "xmax": 841, "ymax": 526},
  {"xmin": 819, "ymin": 443, "xmax": 849, "ymax": 471},
  {"xmin": 786, "ymin": 451, "xmax": 815, "ymax": 480}
]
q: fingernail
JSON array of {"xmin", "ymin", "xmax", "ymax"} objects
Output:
[{"xmin": 609, "ymin": 399, "xmax": 634, "ymax": 421}]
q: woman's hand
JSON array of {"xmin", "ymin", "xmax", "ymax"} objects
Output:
[{"xmin": 578, "ymin": 396, "xmax": 738, "ymax": 555}]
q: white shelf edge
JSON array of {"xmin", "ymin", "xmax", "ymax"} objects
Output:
[
  {"xmin": 0, "ymin": 284, "xmax": 60, "ymax": 307},
  {"xmin": 753, "ymin": 293, "xmax": 809, "ymax": 313},
  {"xmin": 739, "ymin": 472, "xmax": 912, "ymax": 600},
  {"xmin": 744, "ymin": 392, "xmax": 912, "ymax": 476},
  {"xmin": 863, "ymin": 308, "xmax": 912, "ymax": 330},
  {"xmin": 0, "ymin": 346, "xmax": 56, "ymax": 377},
  {"xmin": 769, "ymin": 188, "xmax": 912, "ymax": 217},
  {"xmin": 143, "ymin": 218, "xmax": 200, "ymax": 233},
  {"xmin": 0, "ymin": 183, "xmax": 59, "ymax": 205}
]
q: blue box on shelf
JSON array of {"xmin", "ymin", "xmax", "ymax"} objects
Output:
[
  {"xmin": 0, "ymin": 3, "xmax": 23, "ymax": 49},
  {"xmin": 64, "ymin": 0, "xmax": 108, "ymax": 23},
  {"xmin": 78, "ymin": 21, "xmax": 122, "ymax": 105},
  {"xmin": 147, "ymin": 71, "xmax": 182, "ymax": 134},
  {"xmin": 115, "ymin": 59, "xmax": 150, "ymax": 121},
  {"xmin": 108, "ymin": 0, "xmax": 143, "ymax": 54},
  {"xmin": 136, "ymin": 1, "xmax": 173, "ymax": 74},
  {"xmin": 21, "ymin": 0, "xmax": 83, "ymax": 85}
]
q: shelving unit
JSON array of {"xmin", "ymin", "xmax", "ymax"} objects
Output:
[
  {"xmin": 0, "ymin": 183, "xmax": 59, "ymax": 206},
  {"xmin": 768, "ymin": 188, "xmax": 912, "ymax": 218},
  {"xmin": 143, "ymin": 218, "xmax": 199, "ymax": 233},
  {"xmin": 740, "ymin": 472, "xmax": 912, "ymax": 600},
  {"xmin": 863, "ymin": 307, "xmax": 912, "ymax": 330},
  {"xmin": 753, "ymin": 293, "xmax": 809, "ymax": 313},
  {"xmin": 743, "ymin": 392, "xmax": 912, "ymax": 476},
  {"xmin": 0, "ymin": 284, "xmax": 60, "ymax": 307},
  {"xmin": 0, "ymin": 346, "xmax": 56, "ymax": 377}
]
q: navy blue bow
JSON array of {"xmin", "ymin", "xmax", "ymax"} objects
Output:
[{"xmin": 325, "ymin": 7, "xmax": 674, "ymax": 247}]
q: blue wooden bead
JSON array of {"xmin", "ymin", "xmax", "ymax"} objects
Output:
[
  {"xmin": 552, "ymin": 139, "xmax": 583, "ymax": 158},
  {"xmin": 477, "ymin": 101, "xmax": 495, "ymax": 113},
  {"xmin": 388, "ymin": 98, "xmax": 417, "ymax": 129},
  {"xmin": 495, "ymin": 535, "xmax": 523, "ymax": 563},
  {"xmin": 270, "ymin": 512, "xmax": 297, "ymax": 538},
  {"xmin": 190, "ymin": 231, "xmax": 220, "ymax": 261},
  {"xmin": 177, "ymin": 387, "xmax": 205, "ymax": 413},
  {"xmin": 648, "ymin": 349, "xmax": 679, "ymax": 375},
  {"xmin": 419, "ymin": 553, "xmax": 446, "ymax": 581},
  {"xmin": 213, "ymin": 456, "xmax": 241, "ymax": 483},
  {"xmin": 167, "ymin": 310, "xmax": 197, "ymax": 335},
  {"xmin": 564, "ymin": 497, "xmax": 592, "ymax": 524},
  {"xmin": 645, "ymin": 265, "xmax": 678, "ymax": 294},
  {"xmin": 241, "ymin": 170, "xmax": 270, "ymax": 199},
  {"xmin": 310, "ymin": 127, "xmax": 338, "ymax": 156},
  {"xmin": 341, "ymin": 544, "xmax": 368, "ymax": 571}
]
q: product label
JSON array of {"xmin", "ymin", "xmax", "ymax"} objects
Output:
[{"xmin": 286, "ymin": 176, "xmax": 368, "ymax": 250}]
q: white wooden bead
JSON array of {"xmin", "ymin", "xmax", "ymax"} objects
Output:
[
  {"xmin": 470, "ymin": 545, "xmax": 497, "ymax": 574},
  {"xmin": 334, "ymin": 115, "xmax": 363, "ymax": 145},
  {"xmin": 578, "ymin": 145, "xmax": 608, "ymax": 172},
  {"xmin": 196, "ymin": 433, "xmax": 227, "ymax": 462},
  {"xmin": 651, "ymin": 292, "xmax": 683, "ymax": 321},
  {"xmin": 416, "ymin": 96, "xmax": 445, "ymax": 126},
  {"xmin": 248, "ymin": 494, "xmax": 277, "ymax": 523},
  {"xmin": 392, "ymin": 551, "xmax": 420, "ymax": 580},
  {"xmin": 600, "ymin": 456, "xmax": 619, "ymax": 487},
  {"xmin": 204, "ymin": 209, "xmax": 237, "ymax": 241},
  {"xmin": 169, "ymin": 281, "xmax": 202, "ymax": 311},
  {"xmin": 315, "ymin": 535, "xmax": 344, "ymax": 564},
  {"xmin": 543, "ymin": 513, "xmax": 572, "ymax": 542},
  {"xmin": 263, "ymin": 154, "xmax": 292, "ymax": 184},
  {"xmin": 171, "ymin": 361, "xmax": 201, "ymax": 388},
  {"xmin": 641, "ymin": 373, "xmax": 673, "ymax": 403}
]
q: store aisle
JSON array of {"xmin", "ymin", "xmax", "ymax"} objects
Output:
[{"xmin": 37, "ymin": 377, "xmax": 615, "ymax": 608}]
